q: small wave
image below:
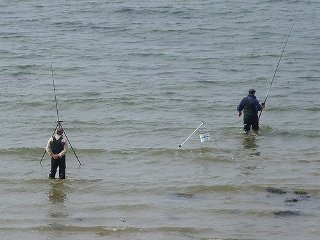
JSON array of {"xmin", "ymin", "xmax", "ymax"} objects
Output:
[
  {"xmin": 0, "ymin": 177, "xmax": 103, "ymax": 187},
  {"xmin": 174, "ymin": 183, "xmax": 320, "ymax": 197},
  {"xmin": 25, "ymin": 177, "xmax": 103, "ymax": 185},
  {"xmin": 233, "ymin": 125, "xmax": 320, "ymax": 139},
  {"xmin": 24, "ymin": 225, "xmax": 211, "ymax": 237},
  {"xmin": 0, "ymin": 146, "xmax": 232, "ymax": 160},
  {"xmin": 0, "ymin": 147, "xmax": 44, "ymax": 156},
  {"xmin": 11, "ymin": 71, "xmax": 36, "ymax": 76},
  {"xmin": 8, "ymin": 64, "xmax": 44, "ymax": 76},
  {"xmin": 114, "ymin": 7, "xmax": 136, "ymax": 14},
  {"xmin": 16, "ymin": 64, "xmax": 40, "ymax": 70},
  {"xmin": 29, "ymin": 225, "xmax": 139, "ymax": 235},
  {"xmin": 182, "ymin": 184, "xmax": 244, "ymax": 194},
  {"xmin": 273, "ymin": 210, "xmax": 300, "ymax": 217},
  {"xmin": 114, "ymin": 6, "xmax": 182, "ymax": 16},
  {"xmin": 269, "ymin": 129, "xmax": 320, "ymax": 138},
  {"xmin": 0, "ymin": 147, "xmax": 110, "ymax": 156}
]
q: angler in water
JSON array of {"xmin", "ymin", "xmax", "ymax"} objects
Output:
[
  {"xmin": 46, "ymin": 127, "xmax": 68, "ymax": 179},
  {"xmin": 237, "ymin": 89, "xmax": 265, "ymax": 134}
]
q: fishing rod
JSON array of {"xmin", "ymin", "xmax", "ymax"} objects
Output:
[
  {"xmin": 40, "ymin": 53, "xmax": 61, "ymax": 164},
  {"xmin": 178, "ymin": 122, "xmax": 228, "ymax": 158},
  {"xmin": 63, "ymin": 131, "xmax": 82, "ymax": 165},
  {"xmin": 259, "ymin": 25, "xmax": 294, "ymax": 119},
  {"xmin": 178, "ymin": 122, "xmax": 204, "ymax": 149},
  {"xmin": 40, "ymin": 53, "xmax": 81, "ymax": 165},
  {"xmin": 40, "ymin": 122, "xmax": 82, "ymax": 165},
  {"xmin": 50, "ymin": 52, "xmax": 60, "ymax": 122}
]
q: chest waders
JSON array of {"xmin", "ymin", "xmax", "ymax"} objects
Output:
[
  {"xmin": 243, "ymin": 97, "xmax": 259, "ymax": 132},
  {"xmin": 49, "ymin": 136, "xmax": 66, "ymax": 179}
]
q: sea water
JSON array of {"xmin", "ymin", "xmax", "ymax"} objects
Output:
[{"xmin": 0, "ymin": 1, "xmax": 319, "ymax": 239}]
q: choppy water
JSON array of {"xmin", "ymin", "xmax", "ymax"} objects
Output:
[{"xmin": 0, "ymin": 0, "xmax": 320, "ymax": 239}]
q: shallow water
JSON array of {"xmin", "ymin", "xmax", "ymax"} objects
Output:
[{"xmin": 0, "ymin": 0, "xmax": 320, "ymax": 239}]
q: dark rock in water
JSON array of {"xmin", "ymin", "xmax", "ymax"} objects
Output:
[
  {"xmin": 169, "ymin": 216, "xmax": 179, "ymax": 221},
  {"xmin": 266, "ymin": 187, "xmax": 287, "ymax": 194},
  {"xmin": 294, "ymin": 190, "xmax": 309, "ymax": 196},
  {"xmin": 293, "ymin": 190, "xmax": 310, "ymax": 201},
  {"xmin": 284, "ymin": 197, "xmax": 299, "ymax": 203},
  {"xmin": 75, "ymin": 217, "xmax": 84, "ymax": 222},
  {"xmin": 273, "ymin": 210, "xmax": 300, "ymax": 217},
  {"xmin": 285, "ymin": 192, "xmax": 310, "ymax": 203},
  {"xmin": 175, "ymin": 193, "xmax": 195, "ymax": 198}
]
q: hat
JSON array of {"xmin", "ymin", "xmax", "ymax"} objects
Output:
[
  {"xmin": 249, "ymin": 89, "xmax": 256, "ymax": 94},
  {"xmin": 56, "ymin": 127, "xmax": 64, "ymax": 135}
]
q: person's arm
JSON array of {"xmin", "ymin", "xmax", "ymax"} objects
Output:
[
  {"xmin": 237, "ymin": 97, "xmax": 246, "ymax": 116},
  {"xmin": 46, "ymin": 137, "xmax": 54, "ymax": 157},
  {"xmin": 58, "ymin": 139, "xmax": 68, "ymax": 158},
  {"xmin": 255, "ymin": 99, "xmax": 265, "ymax": 112}
]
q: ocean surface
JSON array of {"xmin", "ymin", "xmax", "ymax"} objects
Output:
[{"xmin": 0, "ymin": 0, "xmax": 319, "ymax": 239}]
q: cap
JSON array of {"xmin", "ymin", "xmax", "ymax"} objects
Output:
[
  {"xmin": 249, "ymin": 89, "xmax": 256, "ymax": 94},
  {"xmin": 56, "ymin": 127, "xmax": 64, "ymax": 135}
]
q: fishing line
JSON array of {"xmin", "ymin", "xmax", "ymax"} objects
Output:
[
  {"xmin": 201, "ymin": 124, "xmax": 224, "ymax": 157},
  {"xmin": 259, "ymin": 25, "xmax": 294, "ymax": 119}
]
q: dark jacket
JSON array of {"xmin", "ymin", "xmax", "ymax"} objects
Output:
[{"xmin": 237, "ymin": 94, "xmax": 262, "ymax": 116}]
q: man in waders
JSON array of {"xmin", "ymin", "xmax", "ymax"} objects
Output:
[
  {"xmin": 237, "ymin": 89, "xmax": 265, "ymax": 133},
  {"xmin": 46, "ymin": 127, "xmax": 67, "ymax": 179}
]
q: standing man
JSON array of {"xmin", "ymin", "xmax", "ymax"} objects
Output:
[
  {"xmin": 46, "ymin": 127, "xmax": 67, "ymax": 179},
  {"xmin": 237, "ymin": 89, "xmax": 265, "ymax": 133}
]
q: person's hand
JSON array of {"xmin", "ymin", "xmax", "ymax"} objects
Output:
[
  {"xmin": 261, "ymin": 102, "xmax": 266, "ymax": 109},
  {"xmin": 53, "ymin": 154, "xmax": 59, "ymax": 160},
  {"xmin": 238, "ymin": 111, "xmax": 242, "ymax": 117}
]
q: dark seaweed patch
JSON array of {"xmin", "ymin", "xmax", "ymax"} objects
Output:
[
  {"xmin": 284, "ymin": 197, "xmax": 299, "ymax": 203},
  {"xmin": 273, "ymin": 210, "xmax": 300, "ymax": 217},
  {"xmin": 294, "ymin": 190, "xmax": 309, "ymax": 196},
  {"xmin": 266, "ymin": 187, "xmax": 287, "ymax": 194},
  {"xmin": 175, "ymin": 193, "xmax": 195, "ymax": 198}
]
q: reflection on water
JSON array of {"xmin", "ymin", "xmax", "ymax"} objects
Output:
[
  {"xmin": 237, "ymin": 132, "xmax": 264, "ymax": 177},
  {"xmin": 47, "ymin": 180, "xmax": 69, "ymax": 231},
  {"xmin": 48, "ymin": 180, "xmax": 68, "ymax": 204},
  {"xmin": 242, "ymin": 133, "xmax": 258, "ymax": 150}
]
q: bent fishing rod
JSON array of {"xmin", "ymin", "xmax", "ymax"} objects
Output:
[
  {"xmin": 40, "ymin": 53, "xmax": 81, "ymax": 165},
  {"xmin": 259, "ymin": 25, "xmax": 293, "ymax": 119}
]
